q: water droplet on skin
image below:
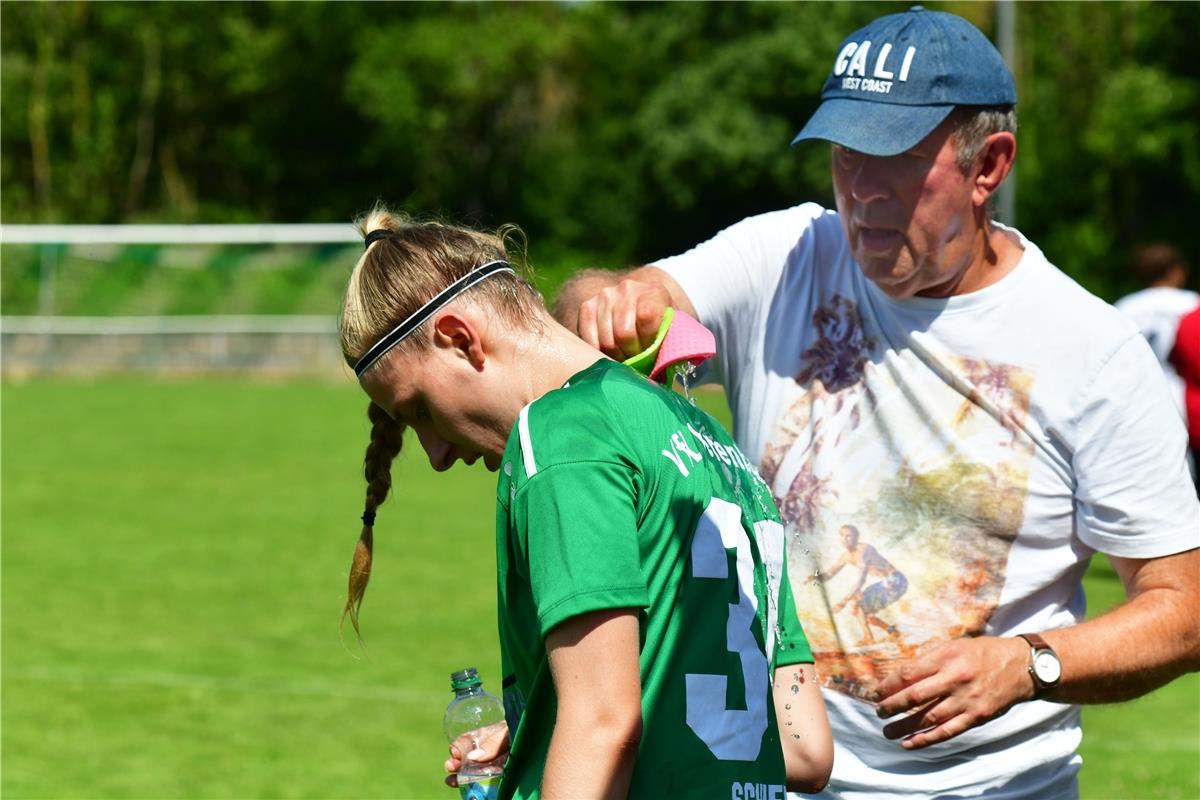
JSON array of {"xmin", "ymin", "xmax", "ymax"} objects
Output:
[
  {"xmin": 786, "ymin": 721, "xmax": 792, "ymax": 726},
  {"xmin": 785, "ymin": 704, "xmax": 791, "ymax": 710},
  {"xmin": 792, "ymin": 734, "xmax": 801, "ymax": 740},
  {"xmin": 791, "ymin": 685, "xmax": 800, "ymax": 694}
]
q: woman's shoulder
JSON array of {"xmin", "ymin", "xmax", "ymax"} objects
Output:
[{"xmin": 518, "ymin": 361, "xmax": 683, "ymax": 471}]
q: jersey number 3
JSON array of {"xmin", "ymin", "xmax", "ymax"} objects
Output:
[{"xmin": 686, "ymin": 496, "xmax": 784, "ymax": 761}]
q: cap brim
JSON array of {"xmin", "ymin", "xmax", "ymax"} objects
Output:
[{"xmin": 791, "ymin": 98, "xmax": 954, "ymax": 156}]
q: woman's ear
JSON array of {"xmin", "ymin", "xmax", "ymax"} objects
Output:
[{"xmin": 431, "ymin": 311, "xmax": 486, "ymax": 370}]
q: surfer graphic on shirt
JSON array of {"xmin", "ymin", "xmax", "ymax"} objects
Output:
[{"xmin": 811, "ymin": 524, "xmax": 908, "ymax": 645}]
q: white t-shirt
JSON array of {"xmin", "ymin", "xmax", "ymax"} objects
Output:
[
  {"xmin": 656, "ymin": 203, "xmax": 1199, "ymax": 799},
  {"xmin": 1114, "ymin": 286, "xmax": 1199, "ymax": 417}
]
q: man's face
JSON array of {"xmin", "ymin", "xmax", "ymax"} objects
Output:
[{"xmin": 831, "ymin": 117, "xmax": 980, "ymax": 299}]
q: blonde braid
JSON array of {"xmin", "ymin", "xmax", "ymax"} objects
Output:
[{"xmin": 341, "ymin": 401, "xmax": 404, "ymax": 637}]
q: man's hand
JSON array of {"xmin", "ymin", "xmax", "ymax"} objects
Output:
[
  {"xmin": 552, "ymin": 266, "xmax": 696, "ymax": 361},
  {"xmin": 873, "ymin": 636, "xmax": 1032, "ymax": 749},
  {"xmin": 576, "ymin": 276, "xmax": 674, "ymax": 360},
  {"xmin": 443, "ymin": 721, "xmax": 509, "ymax": 788},
  {"xmin": 876, "ymin": 548, "xmax": 1200, "ymax": 750}
]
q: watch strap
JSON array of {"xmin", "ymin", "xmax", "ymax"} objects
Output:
[
  {"xmin": 1017, "ymin": 632, "xmax": 1059, "ymax": 698},
  {"xmin": 1018, "ymin": 632, "xmax": 1050, "ymax": 651}
]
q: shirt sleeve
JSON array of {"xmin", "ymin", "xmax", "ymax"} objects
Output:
[
  {"xmin": 773, "ymin": 550, "xmax": 814, "ymax": 667},
  {"xmin": 1072, "ymin": 334, "xmax": 1200, "ymax": 557},
  {"xmin": 510, "ymin": 460, "xmax": 651, "ymax": 638}
]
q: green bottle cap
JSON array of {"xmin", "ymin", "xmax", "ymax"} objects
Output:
[{"xmin": 450, "ymin": 667, "xmax": 482, "ymax": 691}]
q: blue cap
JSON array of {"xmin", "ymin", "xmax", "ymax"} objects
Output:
[{"xmin": 792, "ymin": 6, "xmax": 1016, "ymax": 156}]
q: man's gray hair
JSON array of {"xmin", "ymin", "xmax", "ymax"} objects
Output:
[{"xmin": 951, "ymin": 106, "xmax": 1017, "ymax": 172}]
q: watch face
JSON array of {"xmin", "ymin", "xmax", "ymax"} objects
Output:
[{"xmin": 1033, "ymin": 650, "xmax": 1062, "ymax": 684}]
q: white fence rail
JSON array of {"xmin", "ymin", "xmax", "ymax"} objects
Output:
[{"xmin": 1, "ymin": 225, "xmax": 356, "ymax": 377}]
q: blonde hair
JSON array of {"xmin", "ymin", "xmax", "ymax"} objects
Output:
[{"xmin": 339, "ymin": 205, "xmax": 542, "ymax": 636}]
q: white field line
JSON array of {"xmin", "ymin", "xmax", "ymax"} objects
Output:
[
  {"xmin": 6, "ymin": 665, "xmax": 431, "ymax": 703},
  {"xmin": 1, "ymin": 224, "xmax": 360, "ymax": 245}
]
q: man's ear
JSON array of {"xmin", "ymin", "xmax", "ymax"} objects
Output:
[
  {"xmin": 973, "ymin": 131, "xmax": 1016, "ymax": 208},
  {"xmin": 431, "ymin": 311, "xmax": 486, "ymax": 370}
]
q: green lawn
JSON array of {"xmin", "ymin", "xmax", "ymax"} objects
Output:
[{"xmin": 2, "ymin": 379, "xmax": 1197, "ymax": 799}]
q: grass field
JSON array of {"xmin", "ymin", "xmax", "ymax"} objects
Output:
[{"xmin": 3, "ymin": 378, "xmax": 1197, "ymax": 799}]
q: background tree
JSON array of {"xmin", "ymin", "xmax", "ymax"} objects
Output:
[{"xmin": 3, "ymin": 1, "xmax": 1198, "ymax": 300}]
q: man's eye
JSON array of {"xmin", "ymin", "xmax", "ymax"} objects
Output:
[{"xmin": 834, "ymin": 146, "xmax": 864, "ymax": 167}]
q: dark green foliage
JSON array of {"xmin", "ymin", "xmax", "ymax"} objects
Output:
[{"xmin": 2, "ymin": 1, "xmax": 1199, "ymax": 300}]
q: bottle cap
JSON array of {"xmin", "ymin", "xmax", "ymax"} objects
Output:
[{"xmin": 450, "ymin": 667, "xmax": 482, "ymax": 691}]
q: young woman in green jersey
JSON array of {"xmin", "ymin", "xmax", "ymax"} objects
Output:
[{"xmin": 340, "ymin": 207, "xmax": 832, "ymax": 799}]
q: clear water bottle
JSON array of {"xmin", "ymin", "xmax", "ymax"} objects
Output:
[{"xmin": 444, "ymin": 667, "xmax": 505, "ymax": 800}]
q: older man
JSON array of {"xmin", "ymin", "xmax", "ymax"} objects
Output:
[{"xmin": 556, "ymin": 7, "xmax": 1199, "ymax": 799}]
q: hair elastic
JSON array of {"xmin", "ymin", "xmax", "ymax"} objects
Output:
[
  {"xmin": 352, "ymin": 259, "xmax": 514, "ymax": 378},
  {"xmin": 363, "ymin": 229, "xmax": 393, "ymax": 249},
  {"xmin": 361, "ymin": 510, "xmax": 376, "ymax": 527}
]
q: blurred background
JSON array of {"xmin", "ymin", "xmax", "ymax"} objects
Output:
[{"xmin": 2, "ymin": 2, "xmax": 1198, "ymax": 799}]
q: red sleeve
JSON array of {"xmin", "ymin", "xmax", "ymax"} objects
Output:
[{"xmin": 1169, "ymin": 306, "xmax": 1200, "ymax": 448}]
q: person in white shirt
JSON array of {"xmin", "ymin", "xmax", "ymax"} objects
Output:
[
  {"xmin": 1114, "ymin": 243, "xmax": 1198, "ymax": 418},
  {"xmin": 554, "ymin": 7, "xmax": 1200, "ymax": 799}
]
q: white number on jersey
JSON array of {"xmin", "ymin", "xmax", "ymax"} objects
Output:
[{"xmin": 685, "ymin": 497, "xmax": 784, "ymax": 761}]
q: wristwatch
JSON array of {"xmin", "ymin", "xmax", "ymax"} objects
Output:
[{"xmin": 1017, "ymin": 633, "xmax": 1062, "ymax": 698}]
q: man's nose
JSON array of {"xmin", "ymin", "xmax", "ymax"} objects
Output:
[
  {"xmin": 415, "ymin": 426, "xmax": 455, "ymax": 471},
  {"xmin": 850, "ymin": 156, "xmax": 890, "ymax": 204}
]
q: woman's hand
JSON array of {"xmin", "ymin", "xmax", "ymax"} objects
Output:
[{"xmin": 443, "ymin": 721, "xmax": 510, "ymax": 789}]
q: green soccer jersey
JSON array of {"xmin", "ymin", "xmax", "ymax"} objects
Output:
[{"xmin": 494, "ymin": 358, "xmax": 812, "ymax": 800}]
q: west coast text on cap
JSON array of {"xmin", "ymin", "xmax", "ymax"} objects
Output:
[{"xmin": 792, "ymin": 6, "xmax": 1016, "ymax": 157}]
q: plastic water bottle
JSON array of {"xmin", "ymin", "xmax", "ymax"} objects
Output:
[{"xmin": 444, "ymin": 667, "xmax": 505, "ymax": 800}]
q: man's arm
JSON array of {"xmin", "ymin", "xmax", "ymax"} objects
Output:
[
  {"xmin": 542, "ymin": 607, "xmax": 643, "ymax": 799},
  {"xmin": 773, "ymin": 663, "xmax": 833, "ymax": 793},
  {"xmin": 552, "ymin": 266, "xmax": 697, "ymax": 360},
  {"xmin": 808, "ymin": 553, "xmax": 850, "ymax": 585},
  {"xmin": 874, "ymin": 547, "xmax": 1200, "ymax": 749}
]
